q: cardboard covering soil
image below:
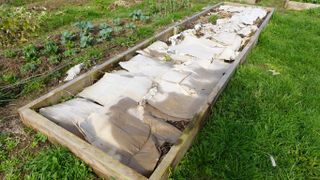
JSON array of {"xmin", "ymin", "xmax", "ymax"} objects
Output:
[
  {"xmin": 39, "ymin": 98, "xmax": 104, "ymax": 138},
  {"xmin": 119, "ymin": 55, "xmax": 173, "ymax": 79},
  {"xmin": 78, "ymin": 72, "xmax": 153, "ymax": 107},
  {"xmin": 37, "ymin": 4, "xmax": 269, "ymax": 177},
  {"xmin": 77, "ymin": 98, "xmax": 161, "ymax": 176}
]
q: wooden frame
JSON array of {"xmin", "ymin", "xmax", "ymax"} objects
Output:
[
  {"xmin": 18, "ymin": 2, "xmax": 274, "ymax": 180},
  {"xmin": 285, "ymin": 0, "xmax": 320, "ymax": 10}
]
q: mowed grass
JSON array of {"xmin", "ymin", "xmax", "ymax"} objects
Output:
[{"xmin": 172, "ymin": 9, "xmax": 320, "ymax": 179}]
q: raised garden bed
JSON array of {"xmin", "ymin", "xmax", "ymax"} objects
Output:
[{"xmin": 18, "ymin": 2, "xmax": 274, "ymax": 179}]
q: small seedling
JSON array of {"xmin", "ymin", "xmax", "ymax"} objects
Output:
[
  {"xmin": 112, "ymin": 18, "xmax": 121, "ymax": 26},
  {"xmin": 74, "ymin": 21, "xmax": 94, "ymax": 33},
  {"xmin": 125, "ymin": 23, "xmax": 137, "ymax": 30},
  {"xmin": 23, "ymin": 44, "xmax": 38, "ymax": 62},
  {"xmin": 98, "ymin": 28, "xmax": 113, "ymax": 41},
  {"xmin": 44, "ymin": 41, "xmax": 59, "ymax": 55},
  {"xmin": 129, "ymin": 10, "xmax": 150, "ymax": 22},
  {"xmin": 80, "ymin": 33, "xmax": 94, "ymax": 48},
  {"xmin": 99, "ymin": 23, "xmax": 111, "ymax": 30},
  {"xmin": 61, "ymin": 31, "xmax": 75, "ymax": 45}
]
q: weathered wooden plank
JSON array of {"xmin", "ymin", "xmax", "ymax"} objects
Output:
[
  {"xmin": 286, "ymin": 0, "xmax": 320, "ymax": 10},
  {"xmin": 19, "ymin": 2, "xmax": 274, "ymax": 179}
]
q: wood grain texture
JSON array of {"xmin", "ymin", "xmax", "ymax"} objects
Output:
[{"xmin": 19, "ymin": 2, "xmax": 274, "ymax": 179}]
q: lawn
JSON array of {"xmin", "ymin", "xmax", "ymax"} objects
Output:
[
  {"xmin": 172, "ymin": 7, "xmax": 320, "ymax": 179},
  {"xmin": 1, "ymin": 0, "xmax": 320, "ymax": 179}
]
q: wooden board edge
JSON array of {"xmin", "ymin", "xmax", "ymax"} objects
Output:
[
  {"xmin": 18, "ymin": 107, "xmax": 147, "ymax": 180},
  {"xmin": 149, "ymin": 6, "xmax": 275, "ymax": 180},
  {"xmin": 286, "ymin": 0, "xmax": 320, "ymax": 10}
]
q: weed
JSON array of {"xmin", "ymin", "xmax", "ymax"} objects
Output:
[
  {"xmin": 2, "ymin": 73, "xmax": 18, "ymax": 84},
  {"xmin": 48, "ymin": 55, "xmax": 62, "ymax": 65},
  {"xmin": 3, "ymin": 50, "xmax": 17, "ymax": 58},
  {"xmin": 209, "ymin": 14, "xmax": 218, "ymax": 24},
  {"xmin": 63, "ymin": 48, "xmax": 78, "ymax": 57},
  {"xmin": 114, "ymin": 26, "xmax": 124, "ymax": 34},
  {"xmin": 125, "ymin": 23, "xmax": 137, "ymax": 30},
  {"xmin": 0, "ymin": 6, "xmax": 46, "ymax": 47},
  {"xmin": 21, "ymin": 79, "xmax": 45, "ymax": 95},
  {"xmin": 31, "ymin": 133, "xmax": 47, "ymax": 148}
]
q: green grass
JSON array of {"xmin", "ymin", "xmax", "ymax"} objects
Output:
[
  {"xmin": 294, "ymin": 0, "xmax": 320, "ymax": 4},
  {"xmin": 172, "ymin": 8, "xmax": 320, "ymax": 179},
  {"xmin": 0, "ymin": 132, "xmax": 94, "ymax": 179}
]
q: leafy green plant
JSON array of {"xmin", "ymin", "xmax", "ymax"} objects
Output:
[
  {"xmin": 209, "ymin": 15, "xmax": 219, "ymax": 24},
  {"xmin": 63, "ymin": 49, "xmax": 78, "ymax": 57},
  {"xmin": 3, "ymin": 50, "xmax": 17, "ymax": 58},
  {"xmin": 20, "ymin": 62, "xmax": 37, "ymax": 74},
  {"xmin": 23, "ymin": 44, "xmax": 38, "ymax": 62},
  {"xmin": 1, "ymin": 73, "xmax": 18, "ymax": 84},
  {"xmin": 74, "ymin": 21, "xmax": 94, "ymax": 33},
  {"xmin": 129, "ymin": 10, "xmax": 150, "ymax": 22},
  {"xmin": 112, "ymin": 18, "xmax": 122, "ymax": 26},
  {"xmin": 99, "ymin": 23, "xmax": 111, "ymax": 30},
  {"xmin": 80, "ymin": 33, "xmax": 94, "ymax": 48},
  {"xmin": 61, "ymin": 31, "xmax": 75, "ymax": 45},
  {"xmin": 98, "ymin": 28, "xmax": 113, "ymax": 41},
  {"xmin": 125, "ymin": 23, "xmax": 137, "ymax": 30},
  {"xmin": 0, "ymin": 6, "xmax": 46, "ymax": 47},
  {"xmin": 44, "ymin": 41, "xmax": 59, "ymax": 55}
]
